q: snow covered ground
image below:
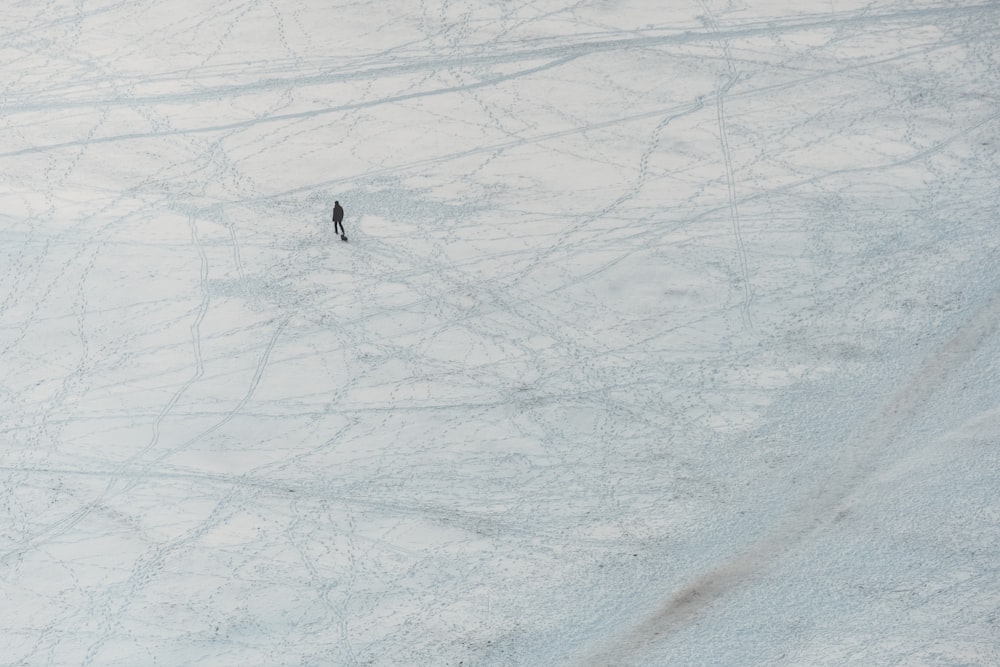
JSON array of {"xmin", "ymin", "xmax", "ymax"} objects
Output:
[{"xmin": 2, "ymin": 1, "xmax": 999, "ymax": 665}]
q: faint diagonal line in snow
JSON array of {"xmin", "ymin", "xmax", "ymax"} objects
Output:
[
  {"xmin": 580, "ymin": 288, "xmax": 1000, "ymax": 666},
  {"xmin": 228, "ymin": 220, "xmax": 246, "ymax": 282},
  {"xmin": 4, "ymin": 2, "xmax": 995, "ymax": 115},
  {"xmin": 0, "ymin": 55, "xmax": 580, "ymax": 159}
]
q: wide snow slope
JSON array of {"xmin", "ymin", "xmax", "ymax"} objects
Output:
[{"xmin": 2, "ymin": 1, "xmax": 999, "ymax": 665}]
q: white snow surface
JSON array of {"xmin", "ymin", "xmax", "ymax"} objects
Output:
[{"xmin": 2, "ymin": 1, "xmax": 999, "ymax": 665}]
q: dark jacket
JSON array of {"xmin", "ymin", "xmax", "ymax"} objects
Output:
[{"xmin": 332, "ymin": 203, "xmax": 344, "ymax": 223}]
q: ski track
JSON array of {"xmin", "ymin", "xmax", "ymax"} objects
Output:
[
  {"xmin": 698, "ymin": 0, "xmax": 754, "ymax": 331},
  {"xmin": 1, "ymin": 1, "xmax": 999, "ymax": 665}
]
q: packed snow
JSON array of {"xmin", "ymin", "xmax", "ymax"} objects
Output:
[{"xmin": 2, "ymin": 1, "xmax": 998, "ymax": 665}]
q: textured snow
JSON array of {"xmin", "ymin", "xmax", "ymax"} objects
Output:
[{"xmin": 1, "ymin": 1, "xmax": 999, "ymax": 665}]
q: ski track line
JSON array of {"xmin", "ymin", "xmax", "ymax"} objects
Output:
[
  {"xmin": 496, "ymin": 98, "xmax": 705, "ymax": 295},
  {"xmin": 119, "ymin": 312, "xmax": 293, "ymax": 494},
  {"xmin": 0, "ymin": 177, "xmax": 147, "ymax": 562},
  {"xmin": 0, "ymin": 53, "xmax": 582, "ymax": 160},
  {"xmin": 80, "ymin": 474, "xmax": 251, "ymax": 667},
  {"xmin": 17, "ymin": 54, "xmax": 289, "ymax": 659},
  {"xmin": 579, "ymin": 286, "xmax": 1000, "ymax": 667},
  {"xmin": 3, "ymin": 2, "xmax": 996, "ymax": 117},
  {"xmin": 699, "ymin": 0, "xmax": 754, "ymax": 330},
  {"xmin": 715, "ymin": 73, "xmax": 753, "ymax": 330},
  {"xmin": 0, "ymin": 214, "xmax": 211, "ymax": 565},
  {"xmin": 233, "ymin": 31, "xmax": 976, "ymax": 207},
  {"xmin": 282, "ymin": 494, "xmax": 363, "ymax": 665},
  {"xmin": 7, "ymin": 4, "xmax": 997, "ymax": 159},
  {"xmin": 225, "ymin": 210, "xmax": 247, "ymax": 283}
]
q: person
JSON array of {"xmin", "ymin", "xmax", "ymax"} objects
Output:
[{"xmin": 332, "ymin": 201, "xmax": 345, "ymax": 238}]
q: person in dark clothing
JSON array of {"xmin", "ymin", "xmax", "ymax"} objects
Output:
[{"xmin": 332, "ymin": 201, "xmax": 346, "ymax": 238}]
